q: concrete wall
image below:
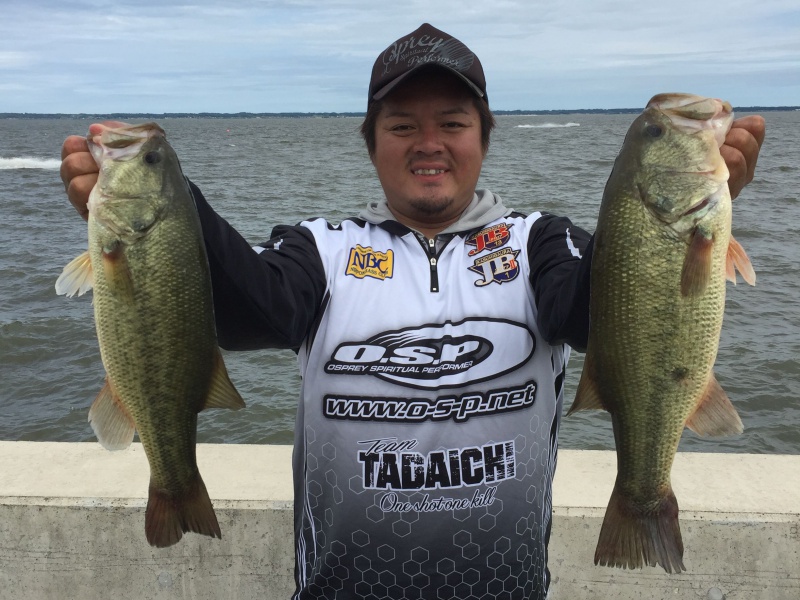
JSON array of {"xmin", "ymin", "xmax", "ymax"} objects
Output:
[{"xmin": 0, "ymin": 442, "xmax": 797, "ymax": 600}]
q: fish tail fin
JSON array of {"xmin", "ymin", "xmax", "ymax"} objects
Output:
[
  {"xmin": 145, "ymin": 472, "xmax": 221, "ymax": 548},
  {"xmin": 594, "ymin": 482, "xmax": 685, "ymax": 574},
  {"xmin": 726, "ymin": 235, "xmax": 756, "ymax": 286}
]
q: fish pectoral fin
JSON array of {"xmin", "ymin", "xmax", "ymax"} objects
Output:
[
  {"xmin": 726, "ymin": 235, "xmax": 756, "ymax": 286},
  {"xmin": 685, "ymin": 374, "xmax": 744, "ymax": 437},
  {"xmin": 88, "ymin": 377, "xmax": 136, "ymax": 450},
  {"xmin": 567, "ymin": 355, "xmax": 606, "ymax": 415},
  {"xmin": 680, "ymin": 227, "xmax": 714, "ymax": 297},
  {"xmin": 55, "ymin": 251, "xmax": 94, "ymax": 297},
  {"xmin": 201, "ymin": 348, "xmax": 246, "ymax": 411},
  {"xmin": 102, "ymin": 241, "xmax": 135, "ymax": 300}
]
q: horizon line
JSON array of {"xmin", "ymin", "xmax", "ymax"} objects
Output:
[{"xmin": 2, "ymin": 105, "xmax": 798, "ymax": 118}]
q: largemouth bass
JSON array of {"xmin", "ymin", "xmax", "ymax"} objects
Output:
[
  {"xmin": 56, "ymin": 123, "xmax": 245, "ymax": 547},
  {"xmin": 569, "ymin": 94, "xmax": 756, "ymax": 573}
]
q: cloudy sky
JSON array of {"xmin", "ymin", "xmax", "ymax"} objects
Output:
[{"xmin": 2, "ymin": 0, "xmax": 798, "ymax": 113}]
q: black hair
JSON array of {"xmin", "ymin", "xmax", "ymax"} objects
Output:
[{"xmin": 360, "ymin": 72, "xmax": 496, "ymax": 157}]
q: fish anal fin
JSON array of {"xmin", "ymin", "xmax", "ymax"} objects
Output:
[
  {"xmin": 145, "ymin": 472, "xmax": 221, "ymax": 548},
  {"xmin": 55, "ymin": 251, "xmax": 94, "ymax": 297},
  {"xmin": 88, "ymin": 378, "xmax": 135, "ymax": 451},
  {"xmin": 102, "ymin": 242, "xmax": 135, "ymax": 300},
  {"xmin": 726, "ymin": 235, "xmax": 756, "ymax": 286},
  {"xmin": 685, "ymin": 374, "xmax": 743, "ymax": 437},
  {"xmin": 681, "ymin": 228, "xmax": 714, "ymax": 297},
  {"xmin": 201, "ymin": 348, "xmax": 246, "ymax": 411},
  {"xmin": 568, "ymin": 354, "xmax": 606, "ymax": 415},
  {"xmin": 594, "ymin": 481, "xmax": 685, "ymax": 574}
]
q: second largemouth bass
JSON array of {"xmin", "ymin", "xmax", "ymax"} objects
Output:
[{"xmin": 569, "ymin": 94, "xmax": 756, "ymax": 573}]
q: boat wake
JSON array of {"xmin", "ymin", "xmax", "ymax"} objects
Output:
[
  {"xmin": 0, "ymin": 157, "xmax": 62, "ymax": 170},
  {"xmin": 517, "ymin": 123, "xmax": 580, "ymax": 129}
]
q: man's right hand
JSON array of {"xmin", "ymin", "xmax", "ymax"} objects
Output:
[{"xmin": 60, "ymin": 121, "xmax": 127, "ymax": 221}]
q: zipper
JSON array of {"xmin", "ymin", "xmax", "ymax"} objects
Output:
[
  {"xmin": 416, "ymin": 234, "xmax": 443, "ymax": 293},
  {"xmin": 428, "ymin": 237, "xmax": 440, "ymax": 293}
]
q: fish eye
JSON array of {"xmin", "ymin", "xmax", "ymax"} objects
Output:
[
  {"xmin": 144, "ymin": 151, "xmax": 161, "ymax": 165},
  {"xmin": 645, "ymin": 123, "xmax": 663, "ymax": 138}
]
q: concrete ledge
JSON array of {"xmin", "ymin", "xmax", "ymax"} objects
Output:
[
  {"xmin": 549, "ymin": 451, "xmax": 800, "ymax": 599},
  {"xmin": 0, "ymin": 442, "xmax": 797, "ymax": 599}
]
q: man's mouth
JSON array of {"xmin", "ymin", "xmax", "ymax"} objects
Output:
[{"xmin": 412, "ymin": 169, "xmax": 446, "ymax": 176}]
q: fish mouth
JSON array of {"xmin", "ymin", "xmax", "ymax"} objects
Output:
[
  {"xmin": 88, "ymin": 123, "xmax": 166, "ymax": 166},
  {"xmin": 648, "ymin": 93, "xmax": 732, "ymax": 119},
  {"xmin": 647, "ymin": 93, "xmax": 733, "ymax": 147}
]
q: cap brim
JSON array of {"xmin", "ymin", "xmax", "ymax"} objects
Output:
[{"xmin": 371, "ymin": 64, "xmax": 485, "ymax": 103}]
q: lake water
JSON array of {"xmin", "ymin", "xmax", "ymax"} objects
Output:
[{"xmin": 1, "ymin": 112, "xmax": 798, "ymax": 453}]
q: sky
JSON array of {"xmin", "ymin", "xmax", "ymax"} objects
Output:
[{"xmin": 1, "ymin": 0, "xmax": 798, "ymax": 114}]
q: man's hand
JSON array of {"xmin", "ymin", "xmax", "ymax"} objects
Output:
[
  {"xmin": 722, "ymin": 115, "xmax": 766, "ymax": 200},
  {"xmin": 60, "ymin": 121, "xmax": 128, "ymax": 221}
]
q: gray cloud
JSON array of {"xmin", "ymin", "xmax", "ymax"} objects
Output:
[{"xmin": 1, "ymin": 0, "xmax": 797, "ymax": 112}]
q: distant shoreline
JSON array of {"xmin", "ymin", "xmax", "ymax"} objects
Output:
[{"xmin": 2, "ymin": 106, "xmax": 797, "ymax": 119}]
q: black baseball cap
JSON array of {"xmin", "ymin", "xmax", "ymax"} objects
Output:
[{"xmin": 368, "ymin": 23, "xmax": 488, "ymax": 106}]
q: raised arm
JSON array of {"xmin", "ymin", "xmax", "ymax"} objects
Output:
[{"xmin": 60, "ymin": 122, "xmax": 327, "ymax": 351}]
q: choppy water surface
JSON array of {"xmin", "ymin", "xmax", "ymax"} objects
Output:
[{"xmin": 1, "ymin": 113, "xmax": 798, "ymax": 453}]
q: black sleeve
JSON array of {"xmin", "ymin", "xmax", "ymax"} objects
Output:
[
  {"xmin": 189, "ymin": 180, "xmax": 327, "ymax": 351},
  {"xmin": 527, "ymin": 214, "xmax": 594, "ymax": 352}
]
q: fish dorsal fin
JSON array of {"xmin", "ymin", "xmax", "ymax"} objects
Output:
[
  {"xmin": 726, "ymin": 235, "xmax": 756, "ymax": 286},
  {"xmin": 680, "ymin": 228, "xmax": 714, "ymax": 297},
  {"xmin": 55, "ymin": 251, "xmax": 94, "ymax": 297},
  {"xmin": 567, "ymin": 354, "xmax": 606, "ymax": 415},
  {"xmin": 685, "ymin": 374, "xmax": 743, "ymax": 437},
  {"xmin": 88, "ymin": 377, "xmax": 136, "ymax": 450},
  {"xmin": 202, "ymin": 348, "xmax": 246, "ymax": 411}
]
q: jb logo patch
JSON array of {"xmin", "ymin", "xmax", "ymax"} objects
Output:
[
  {"xmin": 469, "ymin": 248, "xmax": 521, "ymax": 286},
  {"xmin": 466, "ymin": 224, "xmax": 513, "ymax": 256},
  {"xmin": 346, "ymin": 245, "xmax": 394, "ymax": 280}
]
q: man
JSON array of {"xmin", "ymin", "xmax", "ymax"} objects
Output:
[{"xmin": 61, "ymin": 23, "xmax": 765, "ymax": 600}]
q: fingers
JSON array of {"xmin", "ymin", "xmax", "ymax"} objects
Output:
[
  {"xmin": 62, "ymin": 160, "xmax": 97, "ymax": 221},
  {"xmin": 60, "ymin": 122, "xmax": 131, "ymax": 221},
  {"xmin": 61, "ymin": 134, "xmax": 88, "ymax": 160},
  {"xmin": 60, "ymin": 134, "xmax": 97, "ymax": 222},
  {"xmin": 722, "ymin": 115, "xmax": 766, "ymax": 200}
]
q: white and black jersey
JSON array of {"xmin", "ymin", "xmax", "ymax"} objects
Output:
[{"xmin": 191, "ymin": 183, "xmax": 593, "ymax": 600}]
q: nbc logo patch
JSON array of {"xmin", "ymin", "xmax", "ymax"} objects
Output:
[{"xmin": 346, "ymin": 245, "xmax": 394, "ymax": 281}]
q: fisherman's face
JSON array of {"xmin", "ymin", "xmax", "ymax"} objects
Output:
[{"xmin": 372, "ymin": 71, "xmax": 485, "ymax": 236}]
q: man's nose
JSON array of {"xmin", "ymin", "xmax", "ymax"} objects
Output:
[{"xmin": 414, "ymin": 125, "xmax": 444, "ymax": 153}]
